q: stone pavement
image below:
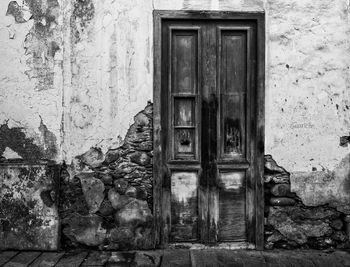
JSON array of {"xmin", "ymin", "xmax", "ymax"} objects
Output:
[{"xmin": 1, "ymin": 249, "xmax": 350, "ymax": 267}]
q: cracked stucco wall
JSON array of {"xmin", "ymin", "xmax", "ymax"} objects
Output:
[
  {"xmin": 265, "ymin": 0, "xmax": 350, "ymax": 172},
  {"xmin": 0, "ymin": 0, "xmax": 349, "ymax": 212}
]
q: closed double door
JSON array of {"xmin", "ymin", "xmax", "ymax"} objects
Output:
[{"xmin": 154, "ymin": 12, "xmax": 264, "ymax": 247}]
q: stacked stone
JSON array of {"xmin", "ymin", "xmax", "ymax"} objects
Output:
[
  {"xmin": 59, "ymin": 102, "xmax": 154, "ymax": 250},
  {"xmin": 264, "ymin": 155, "xmax": 296, "ymax": 207},
  {"xmin": 264, "ymin": 155, "xmax": 349, "ymax": 250}
]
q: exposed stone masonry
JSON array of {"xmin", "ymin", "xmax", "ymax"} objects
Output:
[
  {"xmin": 264, "ymin": 155, "xmax": 350, "ymax": 250},
  {"xmin": 59, "ymin": 102, "xmax": 349, "ymax": 250},
  {"xmin": 59, "ymin": 102, "xmax": 153, "ymax": 250}
]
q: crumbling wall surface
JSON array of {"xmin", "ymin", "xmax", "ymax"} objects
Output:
[
  {"xmin": 0, "ymin": 164, "xmax": 60, "ymax": 250},
  {"xmin": 60, "ymin": 103, "xmax": 153, "ymax": 250},
  {"xmin": 264, "ymin": 155, "xmax": 350, "ymax": 250},
  {"xmin": 265, "ymin": 0, "xmax": 350, "ymax": 223},
  {"xmin": 0, "ymin": 0, "xmax": 63, "ymax": 162},
  {"xmin": 61, "ymin": 0, "xmax": 153, "ymax": 161},
  {"xmin": 0, "ymin": 0, "xmax": 63, "ymax": 251}
]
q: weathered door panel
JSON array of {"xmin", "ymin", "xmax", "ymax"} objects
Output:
[
  {"xmin": 164, "ymin": 20, "xmax": 254, "ymax": 244},
  {"xmin": 165, "ymin": 23, "xmax": 204, "ymax": 242},
  {"xmin": 217, "ymin": 170, "xmax": 246, "ymax": 241},
  {"xmin": 170, "ymin": 171, "xmax": 198, "ymax": 241},
  {"xmin": 154, "ymin": 12, "xmax": 264, "ymax": 248},
  {"xmin": 215, "ymin": 25, "xmax": 255, "ymax": 242}
]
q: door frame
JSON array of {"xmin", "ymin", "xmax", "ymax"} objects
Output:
[{"xmin": 153, "ymin": 10, "xmax": 265, "ymax": 250}]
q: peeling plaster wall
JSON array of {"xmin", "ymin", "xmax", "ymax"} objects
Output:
[
  {"xmin": 0, "ymin": 0, "xmax": 63, "ymax": 161},
  {"xmin": 0, "ymin": 0, "xmax": 350, "ymax": 249},
  {"xmin": 264, "ymin": 0, "xmax": 350, "ymax": 172},
  {"xmin": 1, "ymin": 0, "xmax": 348, "ymax": 169}
]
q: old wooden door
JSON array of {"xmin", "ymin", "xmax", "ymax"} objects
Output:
[{"xmin": 154, "ymin": 11, "xmax": 265, "ymax": 249}]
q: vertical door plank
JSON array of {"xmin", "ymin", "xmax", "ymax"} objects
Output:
[
  {"xmin": 28, "ymin": 252, "xmax": 64, "ymax": 267},
  {"xmin": 216, "ymin": 23, "xmax": 255, "ymax": 244},
  {"xmin": 0, "ymin": 251, "xmax": 19, "ymax": 266},
  {"xmin": 153, "ymin": 9, "xmax": 163, "ymax": 248},
  {"xmin": 159, "ymin": 18, "xmax": 171, "ymax": 247},
  {"xmin": 4, "ymin": 252, "xmax": 41, "ymax": 267},
  {"xmin": 198, "ymin": 23, "xmax": 211, "ymax": 244},
  {"xmin": 255, "ymin": 14, "xmax": 266, "ymax": 250},
  {"xmin": 161, "ymin": 184, "xmax": 171, "ymax": 246},
  {"xmin": 202, "ymin": 23, "xmax": 219, "ymax": 244}
]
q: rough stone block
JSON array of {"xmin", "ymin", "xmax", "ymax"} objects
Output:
[
  {"xmin": 129, "ymin": 152, "xmax": 151, "ymax": 166},
  {"xmin": 264, "ymin": 173, "xmax": 290, "ymax": 184},
  {"xmin": 330, "ymin": 219, "xmax": 344, "ymax": 230},
  {"xmin": 271, "ymin": 184, "xmax": 291, "ymax": 196},
  {"xmin": 270, "ymin": 197, "xmax": 296, "ymax": 206},
  {"xmin": 78, "ymin": 173, "xmax": 105, "ymax": 213},
  {"xmin": 104, "ymin": 149, "xmax": 122, "ymax": 164},
  {"xmin": 114, "ymin": 199, "xmax": 152, "ymax": 227},
  {"xmin": 267, "ymin": 231, "xmax": 284, "ymax": 243},
  {"xmin": 125, "ymin": 186, "xmax": 137, "ymax": 198},
  {"xmin": 109, "ymin": 227, "xmax": 134, "ymax": 243},
  {"xmin": 108, "ymin": 188, "xmax": 132, "ymax": 210},
  {"xmin": 98, "ymin": 199, "xmax": 114, "ymax": 216},
  {"xmin": 99, "ymin": 173, "xmax": 113, "ymax": 185},
  {"xmin": 114, "ymin": 179, "xmax": 129, "ymax": 194},
  {"xmin": 79, "ymin": 147, "xmax": 105, "ymax": 168},
  {"xmin": 62, "ymin": 214, "xmax": 106, "ymax": 246},
  {"xmin": 331, "ymin": 231, "xmax": 348, "ymax": 242}
]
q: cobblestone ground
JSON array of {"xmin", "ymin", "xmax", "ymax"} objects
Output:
[{"xmin": 1, "ymin": 249, "xmax": 350, "ymax": 266}]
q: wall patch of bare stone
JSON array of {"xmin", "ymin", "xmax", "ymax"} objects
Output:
[
  {"xmin": 59, "ymin": 102, "xmax": 153, "ymax": 249},
  {"xmin": 265, "ymin": 155, "xmax": 350, "ymax": 250}
]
